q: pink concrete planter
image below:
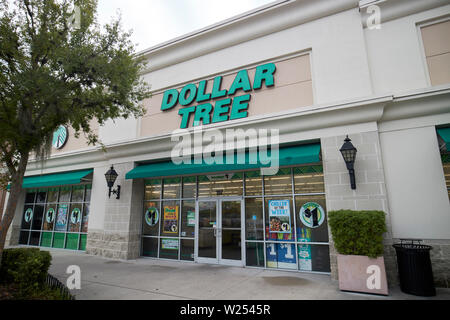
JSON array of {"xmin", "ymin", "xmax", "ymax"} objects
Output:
[{"xmin": 337, "ymin": 254, "xmax": 389, "ymax": 295}]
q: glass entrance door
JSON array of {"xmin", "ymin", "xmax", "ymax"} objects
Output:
[
  {"xmin": 220, "ymin": 200, "xmax": 242, "ymax": 265},
  {"xmin": 197, "ymin": 200, "xmax": 217, "ymax": 261},
  {"xmin": 195, "ymin": 198, "xmax": 244, "ymax": 266}
]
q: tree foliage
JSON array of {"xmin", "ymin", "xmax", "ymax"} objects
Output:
[
  {"xmin": 0, "ymin": 0, "xmax": 150, "ymax": 175},
  {"xmin": 0, "ymin": 0, "xmax": 151, "ymax": 264}
]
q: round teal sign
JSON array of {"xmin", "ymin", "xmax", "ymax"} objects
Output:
[
  {"xmin": 46, "ymin": 208, "xmax": 55, "ymax": 223},
  {"xmin": 299, "ymin": 202, "xmax": 325, "ymax": 229},
  {"xmin": 145, "ymin": 207, "xmax": 159, "ymax": 227},
  {"xmin": 24, "ymin": 208, "xmax": 33, "ymax": 223},
  {"xmin": 70, "ymin": 208, "xmax": 81, "ymax": 224},
  {"xmin": 52, "ymin": 125, "xmax": 68, "ymax": 149}
]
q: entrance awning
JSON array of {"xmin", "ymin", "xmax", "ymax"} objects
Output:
[
  {"xmin": 437, "ymin": 128, "xmax": 450, "ymax": 151},
  {"xmin": 8, "ymin": 169, "xmax": 93, "ymax": 190},
  {"xmin": 125, "ymin": 143, "xmax": 320, "ymax": 179}
]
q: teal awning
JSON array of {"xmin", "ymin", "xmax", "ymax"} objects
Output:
[
  {"xmin": 437, "ymin": 128, "xmax": 450, "ymax": 151},
  {"xmin": 8, "ymin": 169, "xmax": 93, "ymax": 190},
  {"xmin": 126, "ymin": 143, "xmax": 320, "ymax": 179}
]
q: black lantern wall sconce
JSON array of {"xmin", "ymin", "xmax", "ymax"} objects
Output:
[
  {"xmin": 339, "ymin": 135, "xmax": 357, "ymax": 190},
  {"xmin": 104, "ymin": 165, "xmax": 121, "ymax": 199}
]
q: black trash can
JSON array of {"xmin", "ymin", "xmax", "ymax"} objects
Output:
[{"xmin": 393, "ymin": 240, "xmax": 436, "ymax": 297}]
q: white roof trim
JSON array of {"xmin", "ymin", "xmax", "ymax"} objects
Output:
[{"xmin": 135, "ymin": 0, "xmax": 292, "ymax": 57}]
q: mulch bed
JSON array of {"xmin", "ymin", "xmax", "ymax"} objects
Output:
[{"xmin": 0, "ymin": 284, "xmax": 19, "ymax": 300}]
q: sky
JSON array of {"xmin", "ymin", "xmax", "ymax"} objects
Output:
[{"xmin": 96, "ymin": 0, "xmax": 275, "ymax": 52}]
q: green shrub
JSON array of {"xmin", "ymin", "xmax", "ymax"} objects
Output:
[
  {"xmin": 328, "ymin": 210, "xmax": 387, "ymax": 258},
  {"xmin": 0, "ymin": 248, "xmax": 52, "ymax": 296}
]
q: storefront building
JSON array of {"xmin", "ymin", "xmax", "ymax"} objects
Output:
[{"xmin": 4, "ymin": 0, "xmax": 450, "ymax": 287}]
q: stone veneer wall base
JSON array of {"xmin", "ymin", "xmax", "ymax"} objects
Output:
[{"xmin": 86, "ymin": 230, "xmax": 141, "ymax": 260}]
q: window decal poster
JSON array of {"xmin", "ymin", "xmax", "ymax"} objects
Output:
[
  {"xmin": 266, "ymin": 243, "xmax": 297, "ymax": 269},
  {"xmin": 70, "ymin": 207, "xmax": 82, "ymax": 224},
  {"xmin": 268, "ymin": 200, "xmax": 291, "ymax": 233},
  {"xmin": 145, "ymin": 206, "xmax": 159, "ymax": 227},
  {"xmin": 266, "ymin": 243, "xmax": 278, "ymax": 268},
  {"xmin": 46, "ymin": 208, "xmax": 55, "ymax": 223},
  {"xmin": 24, "ymin": 208, "xmax": 33, "ymax": 223},
  {"xmin": 161, "ymin": 238, "xmax": 179, "ymax": 250},
  {"xmin": 298, "ymin": 228, "xmax": 312, "ymax": 271},
  {"xmin": 56, "ymin": 204, "xmax": 68, "ymax": 231},
  {"xmin": 163, "ymin": 206, "xmax": 179, "ymax": 233},
  {"xmin": 299, "ymin": 202, "xmax": 325, "ymax": 229},
  {"xmin": 277, "ymin": 243, "xmax": 297, "ymax": 269},
  {"xmin": 187, "ymin": 211, "xmax": 195, "ymax": 227}
]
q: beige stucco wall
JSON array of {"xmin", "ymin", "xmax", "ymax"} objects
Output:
[
  {"xmin": 140, "ymin": 54, "xmax": 313, "ymax": 137},
  {"xmin": 380, "ymin": 126, "xmax": 450, "ymax": 240},
  {"xmin": 421, "ymin": 19, "xmax": 450, "ymax": 86}
]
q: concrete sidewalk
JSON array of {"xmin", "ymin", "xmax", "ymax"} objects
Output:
[{"xmin": 45, "ymin": 249, "xmax": 450, "ymax": 300}]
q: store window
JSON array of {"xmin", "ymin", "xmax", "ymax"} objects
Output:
[
  {"xmin": 294, "ymin": 166, "xmax": 324, "ymax": 194},
  {"xmin": 180, "ymin": 239, "xmax": 195, "ymax": 261},
  {"xmin": 163, "ymin": 177, "xmax": 181, "ymax": 199},
  {"xmin": 159, "ymin": 238, "xmax": 179, "ymax": 260},
  {"xmin": 182, "ymin": 176, "xmax": 197, "ymax": 198},
  {"xmin": 144, "ymin": 179, "xmax": 161, "ymax": 200},
  {"xmin": 19, "ymin": 184, "xmax": 91, "ymax": 251},
  {"xmin": 198, "ymin": 173, "xmax": 243, "ymax": 197},
  {"xmin": 142, "ymin": 200, "xmax": 160, "ymax": 237},
  {"xmin": 264, "ymin": 196, "xmax": 296, "ymax": 270},
  {"xmin": 141, "ymin": 165, "xmax": 329, "ymax": 273},
  {"xmin": 246, "ymin": 165, "xmax": 329, "ymax": 273},
  {"xmin": 244, "ymin": 171, "xmax": 262, "ymax": 196},
  {"xmin": 160, "ymin": 200, "xmax": 180, "ymax": 238},
  {"xmin": 181, "ymin": 200, "xmax": 195, "ymax": 238},
  {"xmin": 295, "ymin": 195, "xmax": 328, "ymax": 242},
  {"xmin": 245, "ymin": 242, "xmax": 265, "ymax": 267},
  {"xmin": 142, "ymin": 177, "xmax": 196, "ymax": 261},
  {"xmin": 245, "ymin": 198, "xmax": 264, "ymax": 241},
  {"xmin": 142, "ymin": 237, "xmax": 158, "ymax": 257},
  {"xmin": 263, "ymin": 168, "xmax": 292, "ymax": 195}
]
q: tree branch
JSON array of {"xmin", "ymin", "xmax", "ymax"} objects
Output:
[
  {"xmin": 23, "ymin": 0, "xmax": 36, "ymax": 37},
  {"xmin": 0, "ymin": 145, "xmax": 17, "ymax": 177}
]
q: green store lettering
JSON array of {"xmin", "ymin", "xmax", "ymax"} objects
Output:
[{"xmin": 160, "ymin": 63, "xmax": 276, "ymax": 128}]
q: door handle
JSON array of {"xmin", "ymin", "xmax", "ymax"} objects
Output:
[{"xmin": 213, "ymin": 226, "xmax": 222, "ymax": 237}]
